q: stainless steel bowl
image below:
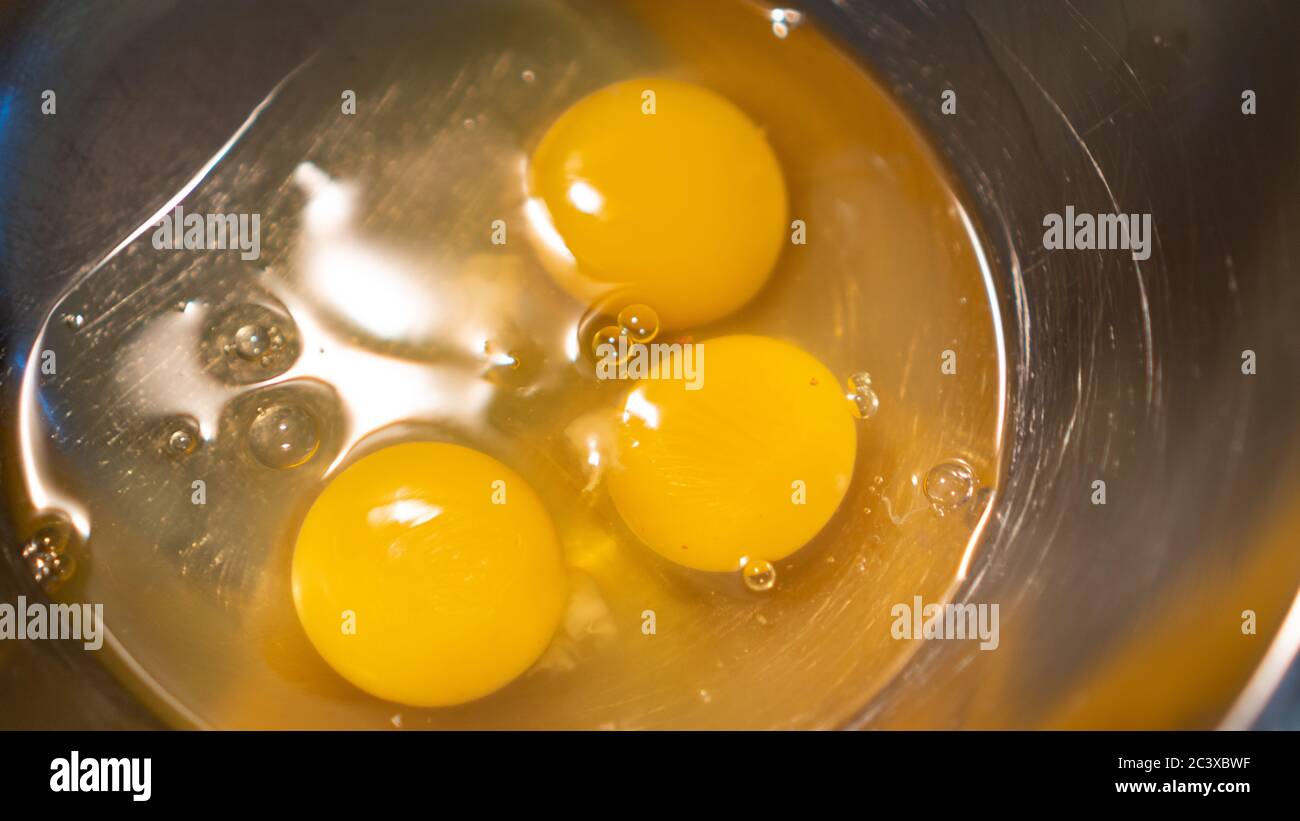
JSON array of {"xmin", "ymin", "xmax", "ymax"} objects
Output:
[{"xmin": 2, "ymin": 0, "xmax": 1298, "ymax": 729}]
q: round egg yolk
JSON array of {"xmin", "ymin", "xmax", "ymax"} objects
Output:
[
  {"xmin": 527, "ymin": 78, "xmax": 787, "ymax": 330},
  {"xmin": 291, "ymin": 442, "xmax": 567, "ymax": 707},
  {"xmin": 606, "ymin": 335, "xmax": 857, "ymax": 572}
]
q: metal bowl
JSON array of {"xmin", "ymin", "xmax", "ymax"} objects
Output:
[{"xmin": 1, "ymin": 0, "xmax": 1297, "ymax": 728}]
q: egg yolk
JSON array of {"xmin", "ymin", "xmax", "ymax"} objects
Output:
[
  {"xmin": 606, "ymin": 335, "xmax": 856, "ymax": 572},
  {"xmin": 527, "ymin": 78, "xmax": 787, "ymax": 330},
  {"xmin": 291, "ymin": 442, "xmax": 567, "ymax": 707}
]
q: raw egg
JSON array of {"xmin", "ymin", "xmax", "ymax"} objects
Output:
[
  {"xmin": 606, "ymin": 335, "xmax": 856, "ymax": 572},
  {"xmin": 291, "ymin": 442, "xmax": 567, "ymax": 706},
  {"xmin": 527, "ymin": 78, "xmax": 787, "ymax": 330}
]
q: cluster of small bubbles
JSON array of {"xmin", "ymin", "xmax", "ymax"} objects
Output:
[
  {"xmin": 164, "ymin": 418, "xmax": 200, "ymax": 458},
  {"xmin": 229, "ymin": 323, "xmax": 287, "ymax": 367},
  {"xmin": 20, "ymin": 522, "xmax": 76, "ymax": 590},
  {"xmin": 575, "ymin": 293, "xmax": 642, "ymax": 370},
  {"xmin": 740, "ymin": 557, "xmax": 777, "ymax": 592},
  {"xmin": 204, "ymin": 304, "xmax": 299, "ymax": 384},
  {"xmin": 233, "ymin": 324, "xmax": 269, "ymax": 359},
  {"xmin": 617, "ymin": 303, "xmax": 660, "ymax": 343},
  {"xmin": 845, "ymin": 372, "xmax": 880, "ymax": 419},
  {"xmin": 769, "ymin": 8, "xmax": 804, "ymax": 39},
  {"xmin": 62, "ymin": 313, "xmax": 85, "ymax": 331},
  {"xmin": 248, "ymin": 404, "xmax": 319, "ymax": 470},
  {"xmin": 923, "ymin": 459, "xmax": 977, "ymax": 515}
]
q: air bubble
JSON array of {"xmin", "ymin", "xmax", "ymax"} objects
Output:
[
  {"xmin": 484, "ymin": 351, "xmax": 521, "ymax": 383},
  {"xmin": 741, "ymin": 558, "xmax": 776, "ymax": 592},
  {"xmin": 617, "ymin": 304, "xmax": 659, "ymax": 343},
  {"xmin": 924, "ymin": 459, "xmax": 976, "ymax": 515},
  {"xmin": 480, "ymin": 331, "xmax": 545, "ymax": 390},
  {"xmin": 20, "ymin": 521, "xmax": 77, "ymax": 590},
  {"xmin": 233, "ymin": 324, "xmax": 270, "ymax": 359},
  {"xmin": 28, "ymin": 523, "xmax": 69, "ymax": 554},
  {"xmin": 201, "ymin": 303, "xmax": 299, "ymax": 385},
  {"xmin": 521, "ymin": 69, "xmax": 536, "ymax": 84},
  {"xmin": 591, "ymin": 325, "xmax": 625, "ymax": 360},
  {"xmin": 845, "ymin": 371, "xmax": 880, "ymax": 419},
  {"xmin": 482, "ymin": 339, "xmax": 521, "ymax": 374},
  {"xmin": 248, "ymin": 404, "xmax": 319, "ymax": 469},
  {"xmin": 575, "ymin": 292, "xmax": 644, "ymax": 369},
  {"xmin": 164, "ymin": 419, "xmax": 200, "ymax": 458},
  {"xmin": 63, "ymin": 313, "xmax": 85, "ymax": 331}
]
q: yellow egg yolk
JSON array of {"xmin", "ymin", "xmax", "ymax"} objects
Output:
[
  {"xmin": 291, "ymin": 442, "xmax": 567, "ymax": 707},
  {"xmin": 527, "ymin": 77, "xmax": 787, "ymax": 330},
  {"xmin": 606, "ymin": 335, "xmax": 857, "ymax": 572}
]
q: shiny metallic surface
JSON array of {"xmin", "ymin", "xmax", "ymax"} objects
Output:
[
  {"xmin": 804, "ymin": 0, "xmax": 1300, "ymax": 728},
  {"xmin": 1, "ymin": 0, "xmax": 1298, "ymax": 728}
]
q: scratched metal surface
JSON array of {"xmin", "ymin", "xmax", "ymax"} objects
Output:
[
  {"xmin": 803, "ymin": 0, "xmax": 1300, "ymax": 728},
  {"xmin": 1, "ymin": 0, "xmax": 1299, "ymax": 728}
]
